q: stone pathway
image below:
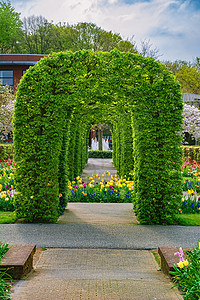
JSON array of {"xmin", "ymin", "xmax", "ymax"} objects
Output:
[{"xmin": 12, "ymin": 249, "xmax": 182, "ymax": 300}]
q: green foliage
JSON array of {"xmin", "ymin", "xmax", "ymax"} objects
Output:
[
  {"xmin": 176, "ymin": 65, "xmax": 200, "ymax": 94},
  {"xmin": 20, "ymin": 20, "xmax": 138, "ymax": 54},
  {"xmin": 0, "ymin": 242, "xmax": 9, "ymax": 259},
  {"xmin": 88, "ymin": 150, "xmax": 112, "ymax": 158},
  {"xmin": 181, "ymin": 146, "xmax": 200, "ymax": 162},
  {"xmin": 0, "ymin": 242, "xmax": 11, "ymax": 300},
  {"xmin": 0, "ymin": 0, "xmax": 22, "ymax": 53},
  {"xmin": 170, "ymin": 243, "xmax": 200, "ymax": 299},
  {"xmin": 0, "ymin": 269, "xmax": 12, "ymax": 300},
  {"xmin": 14, "ymin": 50, "xmax": 183, "ymax": 224},
  {"xmin": 0, "ymin": 144, "xmax": 14, "ymax": 160}
]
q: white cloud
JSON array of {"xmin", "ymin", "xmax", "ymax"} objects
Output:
[{"xmin": 12, "ymin": 0, "xmax": 200, "ymax": 61}]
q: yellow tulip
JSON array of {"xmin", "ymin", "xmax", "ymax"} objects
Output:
[
  {"xmin": 183, "ymin": 260, "xmax": 189, "ymax": 267},
  {"xmin": 177, "ymin": 261, "xmax": 184, "ymax": 268}
]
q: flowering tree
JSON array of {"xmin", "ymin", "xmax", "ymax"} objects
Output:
[
  {"xmin": 182, "ymin": 104, "xmax": 200, "ymax": 143},
  {"xmin": 0, "ymin": 84, "xmax": 15, "ymax": 140}
]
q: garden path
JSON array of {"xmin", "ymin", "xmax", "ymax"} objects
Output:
[
  {"xmin": 59, "ymin": 158, "xmax": 138, "ymax": 225},
  {"xmin": 7, "ymin": 158, "xmax": 187, "ymax": 299},
  {"xmin": 58, "ymin": 203, "xmax": 138, "ymax": 224},
  {"xmin": 80, "ymin": 158, "xmax": 118, "ymax": 183}
]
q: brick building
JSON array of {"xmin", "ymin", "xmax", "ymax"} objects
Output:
[{"xmin": 0, "ymin": 54, "xmax": 46, "ymax": 91}]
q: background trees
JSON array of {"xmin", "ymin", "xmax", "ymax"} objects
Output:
[{"xmin": 0, "ymin": 0, "xmax": 22, "ymax": 53}]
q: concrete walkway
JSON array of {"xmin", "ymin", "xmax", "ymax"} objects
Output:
[{"xmin": 2, "ymin": 159, "xmax": 191, "ymax": 299}]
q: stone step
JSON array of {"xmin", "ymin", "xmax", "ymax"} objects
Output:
[{"xmin": 1, "ymin": 244, "xmax": 36, "ymax": 279}]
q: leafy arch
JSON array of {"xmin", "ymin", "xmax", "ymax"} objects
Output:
[{"xmin": 14, "ymin": 50, "xmax": 183, "ymax": 224}]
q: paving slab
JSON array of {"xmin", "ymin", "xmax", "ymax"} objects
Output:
[{"xmin": 12, "ymin": 249, "xmax": 182, "ymax": 300}]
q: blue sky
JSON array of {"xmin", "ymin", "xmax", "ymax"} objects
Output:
[{"xmin": 10, "ymin": 0, "xmax": 200, "ymax": 62}]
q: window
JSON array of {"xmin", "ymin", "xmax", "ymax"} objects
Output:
[
  {"xmin": 22, "ymin": 70, "xmax": 27, "ymax": 76},
  {"xmin": 0, "ymin": 70, "xmax": 13, "ymax": 87}
]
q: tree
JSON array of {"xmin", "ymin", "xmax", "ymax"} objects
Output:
[
  {"xmin": 138, "ymin": 38, "xmax": 162, "ymax": 59},
  {"xmin": 0, "ymin": 0, "xmax": 22, "ymax": 53},
  {"xmin": 176, "ymin": 65, "xmax": 200, "ymax": 94},
  {"xmin": 182, "ymin": 104, "xmax": 200, "ymax": 144},
  {"xmin": 0, "ymin": 84, "xmax": 15, "ymax": 139},
  {"xmin": 22, "ymin": 15, "xmax": 53, "ymax": 53},
  {"xmin": 164, "ymin": 60, "xmax": 189, "ymax": 75},
  {"xmin": 19, "ymin": 19, "xmax": 138, "ymax": 54}
]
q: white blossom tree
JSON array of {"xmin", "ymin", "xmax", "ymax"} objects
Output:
[
  {"xmin": 182, "ymin": 104, "xmax": 200, "ymax": 143},
  {"xmin": 0, "ymin": 84, "xmax": 15, "ymax": 140}
]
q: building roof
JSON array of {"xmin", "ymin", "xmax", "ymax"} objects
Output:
[{"xmin": 0, "ymin": 54, "xmax": 47, "ymax": 66}]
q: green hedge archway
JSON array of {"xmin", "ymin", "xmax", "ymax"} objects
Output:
[{"xmin": 14, "ymin": 50, "xmax": 183, "ymax": 224}]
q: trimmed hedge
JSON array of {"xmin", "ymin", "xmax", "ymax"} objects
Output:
[
  {"xmin": 0, "ymin": 144, "xmax": 14, "ymax": 160},
  {"xmin": 88, "ymin": 150, "xmax": 112, "ymax": 158},
  {"xmin": 14, "ymin": 50, "xmax": 183, "ymax": 224},
  {"xmin": 181, "ymin": 146, "xmax": 200, "ymax": 161}
]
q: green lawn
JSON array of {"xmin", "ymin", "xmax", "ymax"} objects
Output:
[
  {"xmin": 175, "ymin": 214, "xmax": 200, "ymax": 226},
  {"xmin": 0, "ymin": 212, "xmax": 17, "ymax": 224}
]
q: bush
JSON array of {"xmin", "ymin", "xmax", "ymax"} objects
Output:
[
  {"xmin": 88, "ymin": 150, "xmax": 112, "ymax": 158},
  {"xmin": 181, "ymin": 146, "xmax": 200, "ymax": 162},
  {"xmin": 14, "ymin": 50, "xmax": 183, "ymax": 224},
  {"xmin": 0, "ymin": 144, "xmax": 14, "ymax": 160}
]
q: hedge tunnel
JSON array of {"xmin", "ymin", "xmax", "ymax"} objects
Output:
[{"xmin": 14, "ymin": 49, "xmax": 183, "ymax": 224}]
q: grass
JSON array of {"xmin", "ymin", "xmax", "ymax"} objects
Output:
[
  {"xmin": 0, "ymin": 212, "xmax": 17, "ymax": 224},
  {"xmin": 175, "ymin": 214, "xmax": 200, "ymax": 226},
  {"xmin": 152, "ymin": 250, "xmax": 161, "ymax": 268}
]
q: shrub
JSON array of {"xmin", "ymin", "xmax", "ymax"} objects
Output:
[
  {"xmin": 0, "ymin": 144, "xmax": 14, "ymax": 160},
  {"xmin": 181, "ymin": 146, "xmax": 200, "ymax": 162},
  {"xmin": 14, "ymin": 50, "xmax": 183, "ymax": 224},
  {"xmin": 88, "ymin": 150, "xmax": 112, "ymax": 158}
]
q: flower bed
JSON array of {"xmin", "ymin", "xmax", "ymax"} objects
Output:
[
  {"xmin": 0, "ymin": 160, "xmax": 15, "ymax": 212},
  {"xmin": 67, "ymin": 172, "xmax": 134, "ymax": 203},
  {"xmin": 170, "ymin": 243, "xmax": 200, "ymax": 300},
  {"xmin": 180, "ymin": 160, "xmax": 200, "ymax": 214}
]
